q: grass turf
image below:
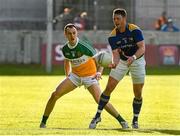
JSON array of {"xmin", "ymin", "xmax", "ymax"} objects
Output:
[
  {"xmin": 0, "ymin": 64, "xmax": 180, "ymax": 75},
  {"xmin": 0, "ymin": 75, "xmax": 180, "ymax": 135}
]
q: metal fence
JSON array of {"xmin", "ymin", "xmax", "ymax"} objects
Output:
[
  {"xmin": 0, "ymin": 0, "xmax": 180, "ymax": 30},
  {"xmin": 0, "ymin": 0, "xmax": 46, "ymax": 30},
  {"xmin": 53, "ymin": 0, "xmax": 133, "ymax": 30}
]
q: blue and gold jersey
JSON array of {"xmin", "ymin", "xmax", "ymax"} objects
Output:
[{"xmin": 108, "ymin": 23, "xmax": 144, "ymax": 60}]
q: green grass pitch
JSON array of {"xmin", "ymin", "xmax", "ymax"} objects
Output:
[{"xmin": 0, "ymin": 75, "xmax": 180, "ymax": 135}]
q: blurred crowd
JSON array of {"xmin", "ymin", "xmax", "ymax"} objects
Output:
[
  {"xmin": 54, "ymin": 8, "xmax": 93, "ymax": 30},
  {"xmin": 154, "ymin": 11, "xmax": 179, "ymax": 32},
  {"xmin": 53, "ymin": 8, "xmax": 180, "ymax": 32}
]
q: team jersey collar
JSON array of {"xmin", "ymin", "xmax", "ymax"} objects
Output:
[
  {"xmin": 67, "ymin": 38, "xmax": 79, "ymax": 49},
  {"xmin": 116, "ymin": 23, "xmax": 128, "ymax": 34}
]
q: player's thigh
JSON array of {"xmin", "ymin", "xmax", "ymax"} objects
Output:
[
  {"xmin": 68, "ymin": 73, "xmax": 82, "ymax": 87},
  {"xmin": 55, "ymin": 78, "xmax": 77, "ymax": 97},
  {"xmin": 82, "ymin": 76, "xmax": 98, "ymax": 89},
  {"xmin": 106, "ymin": 60, "xmax": 128, "ymax": 94},
  {"xmin": 110, "ymin": 60, "xmax": 128, "ymax": 81},
  {"xmin": 130, "ymin": 57, "xmax": 146, "ymax": 84},
  {"xmin": 87, "ymin": 83, "xmax": 101, "ymax": 103}
]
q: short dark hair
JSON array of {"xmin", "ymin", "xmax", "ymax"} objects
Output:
[
  {"xmin": 64, "ymin": 23, "xmax": 76, "ymax": 32},
  {"xmin": 113, "ymin": 8, "xmax": 127, "ymax": 17}
]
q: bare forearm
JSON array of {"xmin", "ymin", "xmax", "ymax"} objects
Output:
[
  {"xmin": 126, "ymin": 41, "xmax": 145, "ymax": 66},
  {"xmin": 64, "ymin": 67, "xmax": 70, "ymax": 77},
  {"xmin": 134, "ymin": 41, "xmax": 145, "ymax": 58},
  {"xmin": 97, "ymin": 66, "xmax": 104, "ymax": 74},
  {"xmin": 112, "ymin": 50, "xmax": 120, "ymax": 65},
  {"xmin": 64, "ymin": 59, "xmax": 71, "ymax": 77}
]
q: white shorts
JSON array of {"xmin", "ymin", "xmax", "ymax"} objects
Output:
[
  {"xmin": 68, "ymin": 73, "xmax": 98, "ymax": 88},
  {"xmin": 110, "ymin": 56, "xmax": 146, "ymax": 84}
]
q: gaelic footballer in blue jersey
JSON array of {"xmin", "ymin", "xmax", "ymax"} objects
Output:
[
  {"xmin": 40, "ymin": 23, "xmax": 128, "ymax": 129},
  {"xmin": 108, "ymin": 23, "xmax": 144, "ymax": 61},
  {"xmin": 90, "ymin": 8, "xmax": 146, "ymax": 129}
]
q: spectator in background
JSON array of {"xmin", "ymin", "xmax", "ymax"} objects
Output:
[
  {"xmin": 73, "ymin": 11, "xmax": 92, "ymax": 30},
  {"xmin": 53, "ymin": 8, "xmax": 73, "ymax": 29},
  {"xmin": 61, "ymin": 8, "xmax": 73, "ymax": 28},
  {"xmin": 154, "ymin": 11, "xmax": 167, "ymax": 30},
  {"xmin": 73, "ymin": 13, "xmax": 85, "ymax": 30},
  {"xmin": 161, "ymin": 17, "xmax": 180, "ymax": 32},
  {"xmin": 81, "ymin": 12, "xmax": 92, "ymax": 30}
]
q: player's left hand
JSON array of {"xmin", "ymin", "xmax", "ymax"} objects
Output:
[
  {"xmin": 121, "ymin": 52, "xmax": 135, "ymax": 66},
  {"xmin": 94, "ymin": 72, "xmax": 102, "ymax": 80},
  {"xmin": 127, "ymin": 56, "xmax": 134, "ymax": 66},
  {"xmin": 122, "ymin": 52, "xmax": 135, "ymax": 66}
]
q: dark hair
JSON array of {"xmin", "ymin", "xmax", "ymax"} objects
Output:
[
  {"xmin": 64, "ymin": 23, "xmax": 76, "ymax": 32},
  {"xmin": 113, "ymin": 8, "xmax": 127, "ymax": 17}
]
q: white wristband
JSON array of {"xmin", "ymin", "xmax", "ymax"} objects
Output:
[
  {"xmin": 132, "ymin": 55, "xmax": 137, "ymax": 60},
  {"xmin": 96, "ymin": 72, "xmax": 101, "ymax": 75}
]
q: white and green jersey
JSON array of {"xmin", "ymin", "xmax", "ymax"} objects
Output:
[
  {"xmin": 62, "ymin": 38, "xmax": 97, "ymax": 77},
  {"xmin": 62, "ymin": 38, "xmax": 96, "ymax": 67}
]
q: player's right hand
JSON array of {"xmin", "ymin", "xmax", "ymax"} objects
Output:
[{"xmin": 92, "ymin": 72, "xmax": 102, "ymax": 80}]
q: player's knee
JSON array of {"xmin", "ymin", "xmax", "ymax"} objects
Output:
[
  {"xmin": 134, "ymin": 91, "xmax": 142, "ymax": 99},
  {"xmin": 133, "ymin": 84, "xmax": 144, "ymax": 98},
  {"xmin": 51, "ymin": 91, "xmax": 60, "ymax": 100},
  {"xmin": 104, "ymin": 78, "xmax": 117, "ymax": 95},
  {"xmin": 104, "ymin": 85, "xmax": 113, "ymax": 96},
  {"xmin": 92, "ymin": 93, "xmax": 100, "ymax": 103},
  {"xmin": 95, "ymin": 96, "xmax": 100, "ymax": 103}
]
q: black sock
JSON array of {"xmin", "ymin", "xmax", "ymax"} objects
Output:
[
  {"xmin": 132, "ymin": 97, "xmax": 142, "ymax": 123},
  {"xmin": 95, "ymin": 93, "xmax": 110, "ymax": 118},
  {"xmin": 41, "ymin": 115, "xmax": 49, "ymax": 124},
  {"xmin": 116, "ymin": 114, "xmax": 125, "ymax": 123}
]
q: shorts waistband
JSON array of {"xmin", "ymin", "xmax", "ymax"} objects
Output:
[{"xmin": 120, "ymin": 54, "xmax": 144, "ymax": 61}]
